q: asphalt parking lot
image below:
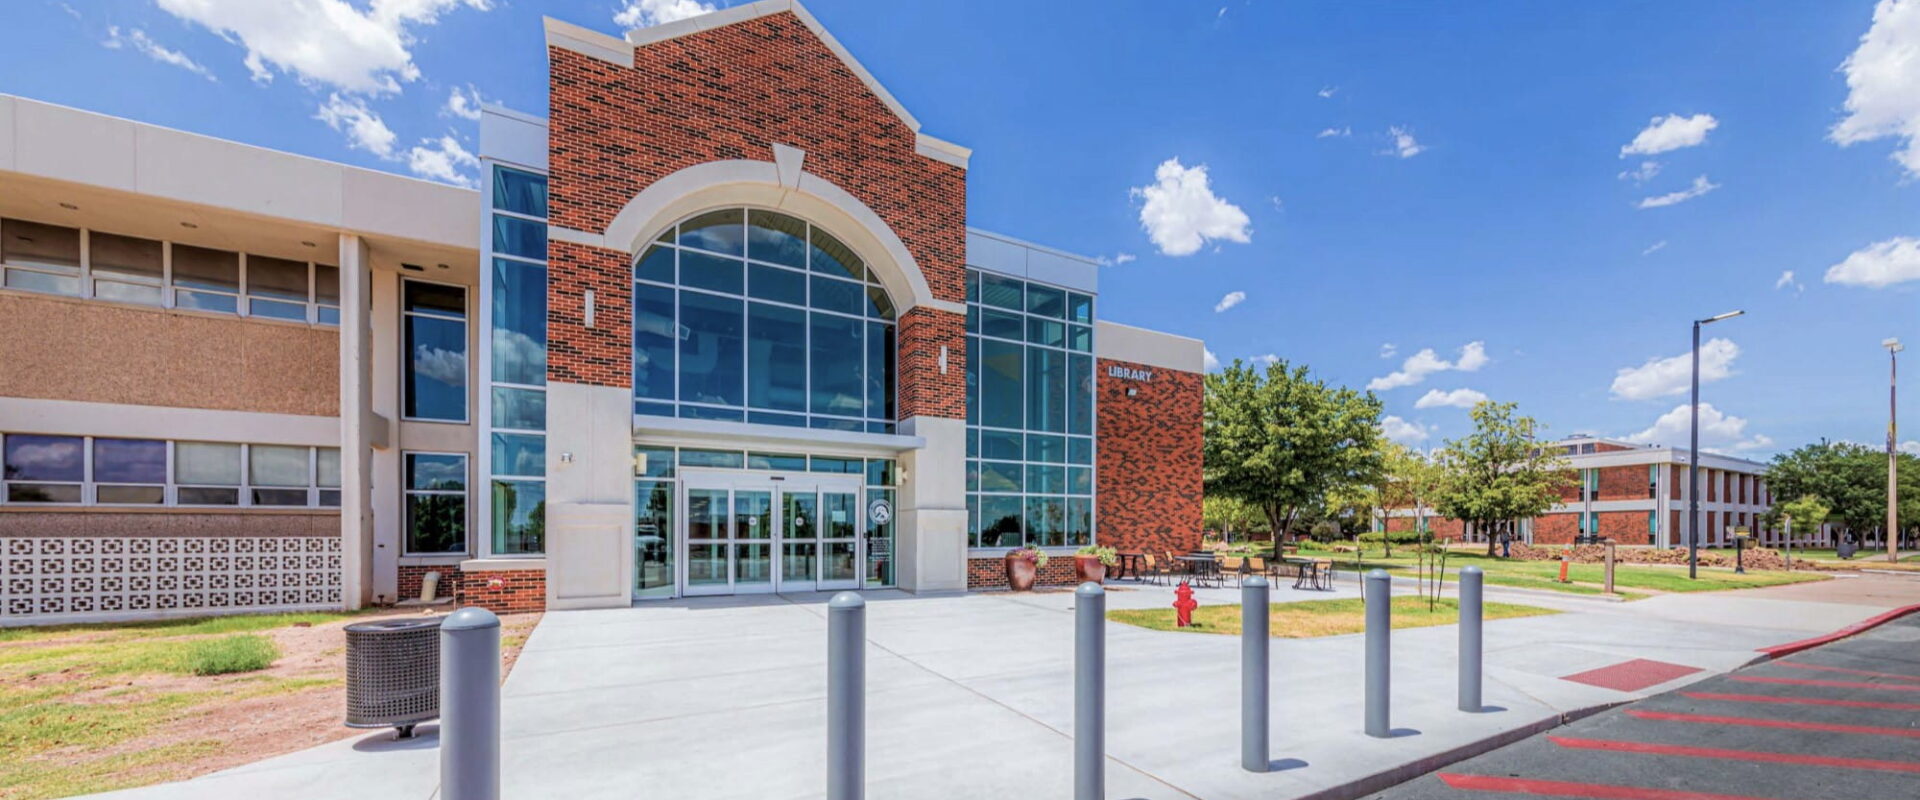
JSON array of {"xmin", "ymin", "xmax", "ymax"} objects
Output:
[{"xmin": 1368, "ymin": 610, "xmax": 1920, "ymax": 799}]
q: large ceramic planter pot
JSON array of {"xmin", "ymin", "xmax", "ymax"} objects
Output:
[
  {"xmin": 1074, "ymin": 556, "xmax": 1107, "ymax": 584},
  {"xmin": 1005, "ymin": 556, "xmax": 1038, "ymax": 591}
]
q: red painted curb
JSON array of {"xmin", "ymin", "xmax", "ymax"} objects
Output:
[{"xmin": 1754, "ymin": 602, "xmax": 1920, "ymax": 660}]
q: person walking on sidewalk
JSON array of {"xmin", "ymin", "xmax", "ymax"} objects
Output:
[{"xmin": 1499, "ymin": 530, "xmax": 1512, "ymax": 558}]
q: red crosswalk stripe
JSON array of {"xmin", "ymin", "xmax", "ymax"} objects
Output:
[
  {"xmin": 1682, "ymin": 691, "xmax": 1920, "ymax": 711},
  {"xmin": 1549, "ymin": 735, "xmax": 1920, "ymax": 773},
  {"xmin": 1438, "ymin": 773, "xmax": 1784, "ymax": 799},
  {"xmin": 1731, "ymin": 675, "xmax": 1920, "ymax": 692},
  {"xmin": 1627, "ymin": 709, "xmax": 1920, "ymax": 738},
  {"xmin": 1776, "ymin": 661, "xmax": 1920, "ymax": 682}
]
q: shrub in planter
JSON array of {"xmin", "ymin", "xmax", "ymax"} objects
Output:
[
  {"xmin": 1074, "ymin": 546, "xmax": 1118, "ymax": 583},
  {"xmin": 1004, "ymin": 548, "xmax": 1048, "ymax": 591}
]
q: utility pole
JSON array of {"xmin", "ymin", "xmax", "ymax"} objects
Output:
[
  {"xmin": 1885, "ymin": 338, "xmax": 1903, "ymax": 563},
  {"xmin": 1690, "ymin": 310, "xmax": 1745, "ymax": 579}
]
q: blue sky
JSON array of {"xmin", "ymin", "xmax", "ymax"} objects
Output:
[{"xmin": 4, "ymin": 0, "xmax": 1918, "ymax": 458}]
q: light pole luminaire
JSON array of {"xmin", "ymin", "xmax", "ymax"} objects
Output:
[
  {"xmin": 1886, "ymin": 338, "xmax": 1902, "ymax": 563},
  {"xmin": 1689, "ymin": 310, "xmax": 1744, "ymax": 580}
]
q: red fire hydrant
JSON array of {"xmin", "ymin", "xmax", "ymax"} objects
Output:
[
  {"xmin": 1558, "ymin": 554, "xmax": 1570, "ymax": 584},
  {"xmin": 1173, "ymin": 582, "xmax": 1199, "ymax": 627}
]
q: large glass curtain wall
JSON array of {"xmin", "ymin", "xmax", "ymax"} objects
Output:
[
  {"xmin": 633, "ymin": 208, "xmax": 897, "ymax": 433},
  {"xmin": 964, "ymin": 269, "xmax": 1096, "ymax": 549},
  {"xmin": 486, "ymin": 165, "xmax": 550, "ymax": 556}
]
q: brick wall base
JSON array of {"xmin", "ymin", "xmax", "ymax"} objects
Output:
[
  {"xmin": 457, "ymin": 568, "xmax": 546, "ymax": 614},
  {"xmin": 966, "ymin": 557, "xmax": 1084, "ymax": 590},
  {"xmin": 397, "ymin": 564, "xmax": 464, "ymax": 603}
]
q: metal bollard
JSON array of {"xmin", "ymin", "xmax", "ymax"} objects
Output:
[
  {"xmin": 1458, "ymin": 566, "xmax": 1483, "ymax": 712},
  {"xmin": 1241, "ymin": 576, "xmax": 1271, "ymax": 772},
  {"xmin": 1364, "ymin": 569, "xmax": 1391, "ymax": 738},
  {"xmin": 828, "ymin": 592, "xmax": 866, "ymax": 800},
  {"xmin": 440, "ymin": 606, "xmax": 501, "ymax": 800},
  {"xmin": 1075, "ymin": 582, "xmax": 1105, "ymax": 800}
]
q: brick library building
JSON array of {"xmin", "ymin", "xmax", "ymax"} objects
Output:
[
  {"xmin": 0, "ymin": 2, "xmax": 1205, "ymax": 625},
  {"xmin": 1384, "ymin": 436, "xmax": 1815, "ymax": 549}
]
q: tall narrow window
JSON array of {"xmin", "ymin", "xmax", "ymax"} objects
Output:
[
  {"xmin": 486, "ymin": 165, "xmax": 550, "ymax": 557},
  {"xmin": 404, "ymin": 280, "xmax": 469, "ymax": 422},
  {"xmin": 405, "ymin": 453, "xmax": 468, "ymax": 555}
]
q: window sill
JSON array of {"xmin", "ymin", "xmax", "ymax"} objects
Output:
[{"xmin": 460, "ymin": 557, "xmax": 546, "ymax": 572}]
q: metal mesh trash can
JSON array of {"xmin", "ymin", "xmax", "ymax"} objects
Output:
[{"xmin": 345, "ymin": 616, "xmax": 444, "ymax": 737}]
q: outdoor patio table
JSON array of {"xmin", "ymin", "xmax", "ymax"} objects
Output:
[
  {"xmin": 1175, "ymin": 555, "xmax": 1219, "ymax": 586},
  {"xmin": 1114, "ymin": 552, "xmax": 1145, "ymax": 581},
  {"xmin": 1283, "ymin": 557, "xmax": 1321, "ymax": 590}
]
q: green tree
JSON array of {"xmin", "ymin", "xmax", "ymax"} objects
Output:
[
  {"xmin": 1203, "ymin": 359, "xmax": 1386, "ymax": 542},
  {"xmin": 1203, "ymin": 495, "xmax": 1267, "ymax": 542},
  {"xmin": 1768, "ymin": 494, "xmax": 1832, "ymax": 544},
  {"xmin": 1376, "ymin": 442, "xmax": 1443, "ymax": 538},
  {"xmin": 1429, "ymin": 401, "xmax": 1574, "ymax": 556},
  {"xmin": 1766, "ymin": 441, "xmax": 1920, "ymax": 543}
]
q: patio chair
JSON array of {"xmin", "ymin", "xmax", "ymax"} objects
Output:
[
  {"xmin": 1312, "ymin": 558, "xmax": 1335, "ymax": 590},
  {"xmin": 1248, "ymin": 556, "xmax": 1270, "ymax": 581},
  {"xmin": 1218, "ymin": 556, "xmax": 1244, "ymax": 588},
  {"xmin": 1141, "ymin": 553, "xmax": 1165, "ymax": 586}
]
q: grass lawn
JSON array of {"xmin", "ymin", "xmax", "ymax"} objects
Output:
[
  {"xmin": 1789, "ymin": 548, "xmax": 1920, "ymax": 569},
  {"xmin": 1107, "ymin": 595, "xmax": 1557, "ymax": 637},
  {"xmin": 0, "ymin": 609, "xmax": 541, "ymax": 800},
  {"xmin": 1313, "ymin": 548, "xmax": 1829, "ymax": 595}
]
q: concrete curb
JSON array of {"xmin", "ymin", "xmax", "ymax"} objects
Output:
[
  {"xmin": 1752, "ymin": 602, "xmax": 1920, "ymax": 660},
  {"xmin": 1292, "ymin": 702, "xmax": 1627, "ymax": 800}
]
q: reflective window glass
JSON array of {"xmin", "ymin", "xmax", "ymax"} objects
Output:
[
  {"xmin": 679, "ymin": 291, "xmax": 744, "ymax": 406},
  {"xmin": 176, "ymin": 442, "xmax": 240, "ymax": 485},
  {"xmin": 809, "ymin": 312, "xmax": 864, "ymax": 416},
  {"xmin": 679, "ymin": 209, "xmax": 744, "ymax": 255},
  {"xmin": 491, "ymin": 433, "xmax": 546, "ymax": 477},
  {"xmin": 92, "ymin": 438, "xmax": 166, "ymax": 484},
  {"xmin": 635, "ymin": 245, "xmax": 674, "ymax": 284},
  {"xmin": 632, "ymin": 282, "xmax": 675, "ymax": 402},
  {"xmin": 1, "ymin": 219, "xmax": 81, "ymax": 270},
  {"xmin": 171, "ymin": 244, "xmax": 238, "ymax": 291},
  {"xmin": 89, "ymin": 233, "xmax": 162, "ymax": 281},
  {"xmin": 492, "ymin": 215, "xmax": 547, "ymax": 260},
  {"xmin": 681, "ymin": 250, "xmax": 743, "ymax": 295},
  {"xmin": 1026, "ymin": 346, "xmax": 1066, "ymax": 433},
  {"xmin": 746, "ymin": 210, "xmax": 807, "ymax": 268},
  {"xmin": 406, "ymin": 309, "xmax": 468, "ymax": 421},
  {"xmin": 491, "ymin": 387, "xmax": 546, "ymax": 431},
  {"xmin": 807, "ymin": 228, "xmax": 862, "ymax": 281},
  {"xmin": 492, "ymin": 167, "xmax": 548, "ymax": 217},
  {"xmin": 748, "ymin": 302, "xmax": 807, "ymax": 412},
  {"xmin": 491, "ymin": 259, "xmax": 546, "ymax": 386},
  {"xmin": 250, "ymin": 445, "xmax": 310, "ymax": 487},
  {"xmin": 491, "ymin": 479, "xmax": 545, "ymax": 554},
  {"xmin": 979, "ymin": 339, "xmax": 1023, "ymax": 429},
  {"xmin": 4, "ymin": 434, "xmax": 84, "ymax": 481},
  {"xmin": 1026, "ymin": 284, "xmax": 1066, "ymax": 318}
]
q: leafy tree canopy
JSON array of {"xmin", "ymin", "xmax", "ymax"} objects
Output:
[
  {"xmin": 1429, "ymin": 401, "xmax": 1573, "ymax": 555},
  {"xmin": 1203, "ymin": 358, "xmax": 1385, "ymax": 540}
]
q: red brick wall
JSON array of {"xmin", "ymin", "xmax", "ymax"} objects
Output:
[
  {"xmin": 1096, "ymin": 361, "xmax": 1203, "ymax": 557},
  {"xmin": 1671, "ymin": 466, "xmax": 1683, "ymax": 500},
  {"xmin": 1597, "ymin": 511, "xmax": 1652, "ymax": 544},
  {"xmin": 1597, "ymin": 465, "xmax": 1650, "ymax": 501},
  {"xmin": 1533, "ymin": 513, "xmax": 1579, "ymax": 545},
  {"xmin": 545, "ymin": 12, "xmax": 968, "ymax": 414},
  {"xmin": 1706, "ymin": 469, "xmax": 1718, "ymax": 502},
  {"xmin": 397, "ymin": 564, "xmax": 464, "ymax": 603},
  {"xmin": 457, "ymin": 569, "xmax": 546, "ymax": 614},
  {"xmin": 547, "ymin": 241, "xmax": 633, "ymax": 388},
  {"xmin": 1593, "ymin": 442, "xmax": 1634, "ymax": 453},
  {"xmin": 966, "ymin": 556, "xmax": 1081, "ymax": 590},
  {"xmin": 898, "ymin": 307, "xmax": 965, "ymax": 420}
]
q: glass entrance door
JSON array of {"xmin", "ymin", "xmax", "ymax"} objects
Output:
[{"xmin": 679, "ymin": 474, "xmax": 862, "ymax": 596}]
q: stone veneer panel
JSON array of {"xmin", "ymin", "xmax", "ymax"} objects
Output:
[
  {"xmin": 0, "ymin": 293, "xmax": 339, "ymax": 416},
  {"xmin": 1094, "ymin": 359, "xmax": 1203, "ymax": 557}
]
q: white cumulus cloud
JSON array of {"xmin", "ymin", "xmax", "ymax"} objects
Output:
[
  {"xmin": 1628, "ymin": 403, "xmax": 1772, "ymax": 453},
  {"xmin": 1825, "ymin": 237, "xmax": 1920, "ymax": 288},
  {"xmin": 1317, "ymin": 126, "xmax": 1351, "ymax": 139},
  {"xmin": 1203, "ymin": 349, "xmax": 1221, "ymax": 371},
  {"xmin": 315, "ymin": 94, "xmax": 397, "ymax": 158},
  {"xmin": 1620, "ymin": 113, "xmax": 1718, "ymax": 157},
  {"xmin": 1414, "ymin": 388, "xmax": 1488, "ymax": 409},
  {"xmin": 615, "ymin": 0, "xmax": 716, "ymax": 29},
  {"xmin": 103, "ymin": 26, "xmax": 216, "ymax": 81},
  {"xmin": 1317, "ymin": 86, "xmax": 1338, "ymax": 99},
  {"xmin": 444, "ymin": 84, "xmax": 483, "ymax": 120},
  {"xmin": 1831, "ymin": 0, "xmax": 1920, "ymax": 178},
  {"xmin": 1213, "ymin": 291, "xmax": 1246, "ymax": 313},
  {"xmin": 1775, "ymin": 270, "xmax": 1804, "ymax": 292},
  {"xmin": 1610, "ymin": 338, "xmax": 1739, "ymax": 401},
  {"xmin": 1637, "ymin": 175, "xmax": 1719, "ymax": 209},
  {"xmin": 406, "ymin": 135, "xmax": 479, "ymax": 188},
  {"xmin": 1380, "ymin": 343, "xmax": 1398, "ymax": 359},
  {"xmin": 1250, "ymin": 353, "xmax": 1280, "ymax": 367},
  {"xmin": 1643, "ymin": 240, "xmax": 1668, "ymax": 256},
  {"xmin": 1131, "ymin": 158, "xmax": 1252, "ymax": 257},
  {"xmin": 1381, "ymin": 415, "xmax": 1431, "ymax": 444},
  {"xmin": 157, "ymin": 0, "xmax": 493, "ymax": 95},
  {"xmin": 1367, "ymin": 341, "xmax": 1488, "ymax": 391},
  {"xmin": 1384, "ymin": 125, "xmax": 1425, "ymax": 158}
]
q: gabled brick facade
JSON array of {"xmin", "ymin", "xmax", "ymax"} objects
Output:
[{"xmin": 545, "ymin": 11, "xmax": 968, "ymax": 416}]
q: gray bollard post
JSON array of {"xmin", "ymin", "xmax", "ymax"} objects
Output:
[
  {"xmin": 441, "ymin": 606, "xmax": 501, "ymax": 800},
  {"xmin": 1241, "ymin": 576, "xmax": 1271, "ymax": 772},
  {"xmin": 1075, "ymin": 582, "xmax": 1105, "ymax": 800},
  {"xmin": 828, "ymin": 592, "xmax": 866, "ymax": 800},
  {"xmin": 1458, "ymin": 566, "xmax": 1483, "ymax": 713},
  {"xmin": 1364, "ymin": 569, "xmax": 1391, "ymax": 738}
]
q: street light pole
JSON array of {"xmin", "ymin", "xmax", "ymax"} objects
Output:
[
  {"xmin": 1885, "ymin": 338, "xmax": 1903, "ymax": 563},
  {"xmin": 1689, "ymin": 310, "xmax": 1745, "ymax": 580}
]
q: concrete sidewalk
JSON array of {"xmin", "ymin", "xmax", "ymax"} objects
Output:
[{"xmin": 85, "ymin": 573, "xmax": 1920, "ymax": 800}]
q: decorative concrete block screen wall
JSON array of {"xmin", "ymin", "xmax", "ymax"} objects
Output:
[{"xmin": 2, "ymin": 536, "xmax": 343, "ymax": 625}]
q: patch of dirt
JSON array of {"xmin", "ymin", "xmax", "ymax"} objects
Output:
[{"xmin": 12, "ymin": 607, "xmax": 543, "ymax": 791}]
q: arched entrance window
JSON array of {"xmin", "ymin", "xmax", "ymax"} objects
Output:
[{"xmin": 632, "ymin": 208, "xmax": 897, "ymax": 433}]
